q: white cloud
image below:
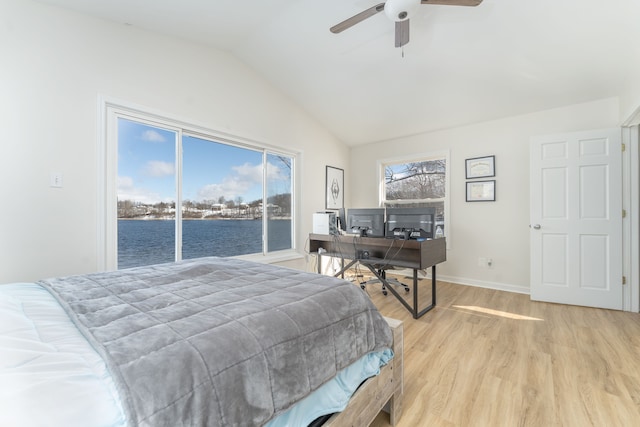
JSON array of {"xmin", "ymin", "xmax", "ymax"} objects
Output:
[
  {"xmin": 117, "ymin": 176, "xmax": 134, "ymax": 188},
  {"xmin": 266, "ymin": 161, "xmax": 289, "ymax": 181},
  {"xmin": 141, "ymin": 129, "xmax": 167, "ymax": 142},
  {"xmin": 232, "ymin": 163, "xmax": 263, "ymax": 182},
  {"xmin": 117, "ymin": 175, "xmax": 171, "ymax": 204},
  {"xmin": 142, "ymin": 161, "xmax": 175, "ymax": 177},
  {"xmin": 197, "ymin": 163, "xmax": 263, "ymax": 201}
]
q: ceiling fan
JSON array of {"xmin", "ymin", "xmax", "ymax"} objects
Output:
[{"xmin": 330, "ymin": 0, "xmax": 483, "ymax": 48}]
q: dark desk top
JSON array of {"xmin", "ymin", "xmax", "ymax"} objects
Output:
[{"xmin": 309, "ymin": 233, "xmax": 446, "ymax": 270}]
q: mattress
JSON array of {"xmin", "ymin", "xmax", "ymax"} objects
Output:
[{"xmin": 1, "ymin": 272, "xmax": 392, "ymax": 426}]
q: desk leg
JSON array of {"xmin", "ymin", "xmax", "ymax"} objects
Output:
[
  {"xmin": 373, "ymin": 265, "xmax": 436, "ymax": 319},
  {"xmin": 432, "ymin": 265, "xmax": 436, "ymax": 307},
  {"xmin": 412, "ymin": 265, "xmax": 437, "ymax": 319},
  {"xmin": 332, "ymin": 259, "xmax": 358, "ymax": 278},
  {"xmin": 316, "ymin": 253, "xmax": 354, "ymax": 279},
  {"xmin": 330, "ymin": 259, "xmax": 438, "ymax": 319},
  {"xmin": 413, "ymin": 268, "xmax": 418, "ymax": 317}
]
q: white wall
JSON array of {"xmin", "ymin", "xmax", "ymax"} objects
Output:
[
  {"xmin": 0, "ymin": 0, "xmax": 348, "ymax": 283},
  {"xmin": 620, "ymin": 42, "xmax": 640, "ymax": 125},
  {"xmin": 349, "ymin": 98, "xmax": 621, "ymax": 293}
]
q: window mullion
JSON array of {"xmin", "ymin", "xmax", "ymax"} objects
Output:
[
  {"xmin": 262, "ymin": 150, "xmax": 268, "ymax": 254},
  {"xmin": 175, "ymin": 130, "xmax": 184, "ymax": 262}
]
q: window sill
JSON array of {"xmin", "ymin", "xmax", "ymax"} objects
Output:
[{"xmin": 233, "ymin": 250, "xmax": 304, "ymax": 265}]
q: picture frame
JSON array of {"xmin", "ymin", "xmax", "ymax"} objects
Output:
[
  {"xmin": 465, "ymin": 155, "xmax": 495, "ymax": 179},
  {"xmin": 325, "ymin": 166, "xmax": 344, "ymax": 210},
  {"xmin": 466, "ymin": 180, "xmax": 496, "ymax": 202}
]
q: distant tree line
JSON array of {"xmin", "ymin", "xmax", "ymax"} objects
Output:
[{"xmin": 118, "ymin": 193, "xmax": 291, "ymax": 219}]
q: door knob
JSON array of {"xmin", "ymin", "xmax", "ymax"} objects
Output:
[{"xmin": 530, "ymin": 224, "xmax": 541, "ymax": 229}]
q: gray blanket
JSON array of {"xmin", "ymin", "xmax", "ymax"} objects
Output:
[{"xmin": 38, "ymin": 257, "xmax": 392, "ymax": 426}]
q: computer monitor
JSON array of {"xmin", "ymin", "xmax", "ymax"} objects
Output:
[
  {"xmin": 385, "ymin": 207, "xmax": 436, "ymax": 239},
  {"xmin": 346, "ymin": 208, "xmax": 385, "ymax": 237}
]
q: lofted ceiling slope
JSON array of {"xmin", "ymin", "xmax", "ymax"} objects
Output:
[{"xmin": 34, "ymin": 0, "xmax": 640, "ymax": 145}]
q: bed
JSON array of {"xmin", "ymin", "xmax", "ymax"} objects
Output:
[{"xmin": 0, "ymin": 256, "xmax": 403, "ymax": 427}]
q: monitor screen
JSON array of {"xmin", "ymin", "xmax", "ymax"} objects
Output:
[
  {"xmin": 385, "ymin": 207, "xmax": 436, "ymax": 239},
  {"xmin": 346, "ymin": 208, "xmax": 385, "ymax": 237}
]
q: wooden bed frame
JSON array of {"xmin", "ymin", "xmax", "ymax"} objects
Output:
[{"xmin": 324, "ymin": 317, "xmax": 404, "ymax": 426}]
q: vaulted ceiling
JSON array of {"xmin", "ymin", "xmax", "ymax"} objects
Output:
[{"xmin": 34, "ymin": 0, "xmax": 640, "ymax": 145}]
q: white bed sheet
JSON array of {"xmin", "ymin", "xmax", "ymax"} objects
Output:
[
  {"xmin": 0, "ymin": 283, "xmax": 126, "ymax": 427},
  {"xmin": 0, "ymin": 283, "xmax": 391, "ymax": 427}
]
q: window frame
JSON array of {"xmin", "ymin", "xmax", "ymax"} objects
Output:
[
  {"xmin": 377, "ymin": 150, "xmax": 451, "ymax": 249},
  {"xmin": 97, "ymin": 96, "xmax": 299, "ymax": 271}
]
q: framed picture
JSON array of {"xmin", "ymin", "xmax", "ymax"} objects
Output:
[
  {"xmin": 466, "ymin": 180, "xmax": 496, "ymax": 202},
  {"xmin": 325, "ymin": 166, "xmax": 344, "ymax": 210},
  {"xmin": 465, "ymin": 155, "xmax": 495, "ymax": 179}
]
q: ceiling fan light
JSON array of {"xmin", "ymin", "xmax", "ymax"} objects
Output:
[{"xmin": 384, "ymin": 0, "xmax": 421, "ymax": 22}]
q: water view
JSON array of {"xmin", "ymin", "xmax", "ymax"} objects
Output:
[{"xmin": 118, "ymin": 219, "xmax": 291, "ymax": 269}]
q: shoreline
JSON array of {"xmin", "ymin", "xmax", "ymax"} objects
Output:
[{"xmin": 117, "ymin": 217, "xmax": 291, "ymax": 221}]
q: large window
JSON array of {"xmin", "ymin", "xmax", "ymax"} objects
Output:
[
  {"xmin": 380, "ymin": 151, "xmax": 449, "ymax": 240},
  {"xmin": 101, "ymin": 103, "xmax": 295, "ymax": 270}
]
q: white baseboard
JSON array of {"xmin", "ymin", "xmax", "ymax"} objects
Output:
[
  {"xmin": 392, "ymin": 268, "xmax": 530, "ymax": 295},
  {"xmin": 436, "ymin": 274, "xmax": 530, "ymax": 295}
]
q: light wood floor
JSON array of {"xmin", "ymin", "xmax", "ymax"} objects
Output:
[{"xmin": 358, "ymin": 277, "xmax": 640, "ymax": 427}]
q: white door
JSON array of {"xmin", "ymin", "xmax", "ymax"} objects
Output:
[{"xmin": 530, "ymin": 128, "xmax": 623, "ymax": 310}]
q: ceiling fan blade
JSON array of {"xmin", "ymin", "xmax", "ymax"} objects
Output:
[
  {"xmin": 330, "ymin": 2, "xmax": 386, "ymax": 34},
  {"xmin": 420, "ymin": 0, "xmax": 483, "ymax": 6},
  {"xmin": 395, "ymin": 19, "xmax": 410, "ymax": 48}
]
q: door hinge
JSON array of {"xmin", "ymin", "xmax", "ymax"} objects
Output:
[
  {"xmin": 623, "ymin": 276, "xmax": 627, "ymax": 285},
  {"xmin": 622, "ymin": 143, "xmax": 626, "ymax": 152},
  {"xmin": 623, "ymin": 209, "xmax": 627, "ymax": 218}
]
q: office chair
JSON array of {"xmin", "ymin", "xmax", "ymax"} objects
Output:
[{"xmin": 359, "ymin": 265, "xmax": 410, "ymax": 296}]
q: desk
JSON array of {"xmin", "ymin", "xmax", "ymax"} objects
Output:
[{"xmin": 309, "ymin": 233, "xmax": 446, "ymax": 318}]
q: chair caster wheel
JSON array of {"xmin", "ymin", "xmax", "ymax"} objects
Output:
[
  {"xmin": 360, "ymin": 284, "xmax": 365, "ymax": 290},
  {"xmin": 404, "ymin": 288, "xmax": 410, "ymax": 293},
  {"xmin": 383, "ymin": 291, "xmax": 388, "ymax": 296}
]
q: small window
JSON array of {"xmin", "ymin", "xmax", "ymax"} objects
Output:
[{"xmin": 380, "ymin": 152, "xmax": 449, "ymax": 240}]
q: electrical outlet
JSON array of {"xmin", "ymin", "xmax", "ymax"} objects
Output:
[
  {"xmin": 50, "ymin": 172, "xmax": 63, "ymax": 188},
  {"xmin": 478, "ymin": 257, "xmax": 493, "ymax": 268}
]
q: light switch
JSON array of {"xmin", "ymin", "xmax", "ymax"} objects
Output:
[{"xmin": 50, "ymin": 172, "xmax": 63, "ymax": 188}]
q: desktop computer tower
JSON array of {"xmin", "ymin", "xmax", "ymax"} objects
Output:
[{"xmin": 313, "ymin": 212, "xmax": 338, "ymax": 235}]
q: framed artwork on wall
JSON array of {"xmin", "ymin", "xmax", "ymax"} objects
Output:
[
  {"xmin": 465, "ymin": 155, "xmax": 495, "ymax": 179},
  {"xmin": 466, "ymin": 180, "xmax": 496, "ymax": 202},
  {"xmin": 325, "ymin": 166, "xmax": 344, "ymax": 210}
]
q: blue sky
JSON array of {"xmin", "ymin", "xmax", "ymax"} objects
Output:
[{"xmin": 117, "ymin": 118, "xmax": 289, "ymax": 204}]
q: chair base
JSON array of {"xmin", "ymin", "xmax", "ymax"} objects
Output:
[{"xmin": 360, "ymin": 270, "xmax": 410, "ymax": 295}]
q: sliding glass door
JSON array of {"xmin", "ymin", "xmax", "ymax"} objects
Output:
[{"xmin": 114, "ymin": 114, "xmax": 295, "ymax": 269}]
